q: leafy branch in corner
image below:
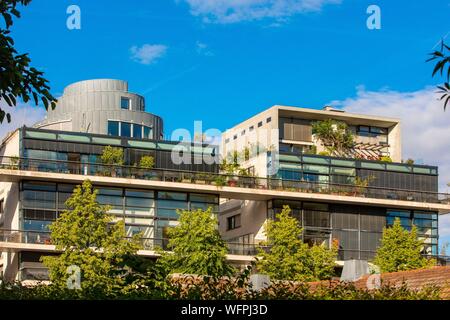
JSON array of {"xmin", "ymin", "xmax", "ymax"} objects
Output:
[
  {"xmin": 427, "ymin": 40, "xmax": 450, "ymax": 110},
  {"xmin": 0, "ymin": 0, "xmax": 57, "ymax": 123}
]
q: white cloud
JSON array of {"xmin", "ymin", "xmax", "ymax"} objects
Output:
[
  {"xmin": 196, "ymin": 41, "xmax": 214, "ymax": 56},
  {"xmin": 130, "ymin": 44, "xmax": 167, "ymax": 65},
  {"xmin": 180, "ymin": 0, "xmax": 342, "ymax": 24},
  {"xmin": 0, "ymin": 103, "xmax": 46, "ymax": 141},
  {"xmin": 331, "ymin": 85, "xmax": 450, "ymax": 191}
]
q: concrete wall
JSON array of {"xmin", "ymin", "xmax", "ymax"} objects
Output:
[
  {"xmin": 219, "ymin": 199, "xmax": 268, "ymax": 243},
  {"xmin": 0, "ymin": 131, "xmax": 21, "ymax": 281},
  {"xmin": 388, "ymin": 123, "xmax": 402, "ymax": 162},
  {"xmin": 35, "ymin": 79, "xmax": 164, "ymax": 139}
]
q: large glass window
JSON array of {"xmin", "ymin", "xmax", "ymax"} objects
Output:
[
  {"xmin": 133, "ymin": 124, "xmax": 142, "ymax": 139},
  {"xmin": 279, "ymin": 170, "xmax": 301, "ymax": 181},
  {"xmin": 108, "ymin": 121, "xmax": 119, "ymax": 136},
  {"xmin": 121, "ymin": 122, "xmax": 131, "ymax": 138},
  {"xmin": 125, "ymin": 189, "xmax": 155, "ymax": 217},
  {"xmin": 22, "ymin": 182, "xmax": 56, "ymax": 209},
  {"xmin": 387, "ymin": 210, "xmax": 411, "ymax": 229},
  {"xmin": 23, "ymin": 219, "xmax": 53, "ymax": 232},
  {"xmin": 96, "ymin": 188, "xmax": 123, "ymax": 214}
]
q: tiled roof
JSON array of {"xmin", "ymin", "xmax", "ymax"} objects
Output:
[{"xmin": 352, "ymin": 266, "xmax": 450, "ymax": 299}]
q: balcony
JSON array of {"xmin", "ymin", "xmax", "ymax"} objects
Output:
[
  {"xmin": 0, "ymin": 156, "xmax": 449, "ymax": 208},
  {"xmin": 0, "ymin": 229, "xmax": 260, "ymax": 257}
]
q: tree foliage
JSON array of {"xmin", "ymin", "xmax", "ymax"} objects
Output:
[
  {"xmin": 41, "ymin": 180, "xmax": 144, "ymax": 292},
  {"xmin": 373, "ymin": 218, "xmax": 434, "ymax": 273},
  {"xmin": 427, "ymin": 40, "xmax": 450, "ymax": 110},
  {"xmin": 257, "ymin": 205, "xmax": 337, "ymax": 281},
  {"xmin": 156, "ymin": 207, "xmax": 235, "ymax": 278},
  {"xmin": 0, "ymin": 0, "xmax": 57, "ymax": 123},
  {"xmin": 139, "ymin": 155, "xmax": 155, "ymax": 169},
  {"xmin": 312, "ymin": 119, "xmax": 354, "ymax": 157},
  {"xmin": 100, "ymin": 146, "xmax": 124, "ymax": 166}
]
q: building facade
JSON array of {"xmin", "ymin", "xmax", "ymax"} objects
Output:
[
  {"xmin": 35, "ymin": 79, "xmax": 164, "ymax": 140},
  {"xmin": 219, "ymin": 105, "xmax": 447, "ymax": 261},
  {"xmin": 0, "ymin": 87, "xmax": 449, "ymax": 282}
]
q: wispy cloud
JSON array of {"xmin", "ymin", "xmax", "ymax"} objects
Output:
[
  {"xmin": 179, "ymin": 0, "xmax": 341, "ymax": 24},
  {"xmin": 196, "ymin": 41, "xmax": 214, "ymax": 56},
  {"xmin": 331, "ymin": 85, "xmax": 450, "ymax": 251},
  {"xmin": 130, "ymin": 44, "xmax": 168, "ymax": 65},
  {"xmin": 0, "ymin": 103, "xmax": 46, "ymax": 140},
  {"xmin": 142, "ymin": 65, "xmax": 199, "ymax": 94}
]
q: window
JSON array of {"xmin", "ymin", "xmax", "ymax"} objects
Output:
[
  {"xmin": 358, "ymin": 126, "xmax": 369, "ymax": 133},
  {"xmin": 266, "ymin": 117, "xmax": 272, "ymax": 123},
  {"xmin": 0, "ymin": 199, "xmax": 3, "ymax": 213},
  {"xmin": 107, "ymin": 121, "xmax": 119, "ymax": 136},
  {"xmin": 227, "ymin": 214, "xmax": 241, "ymax": 230},
  {"xmin": 241, "ymin": 130, "xmax": 245, "ymax": 136},
  {"xmin": 133, "ymin": 124, "xmax": 142, "ymax": 139},
  {"xmin": 357, "ymin": 125, "xmax": 388, "ymax": 136},
  {"xmin": 233, "ymin": 135, "xmax": 237, "ymax": 140},
  {"xmin": 121, "ymin": 97, "xmax": 130, "ymax": 110},
  {"xmin": 249, "ymin": 126, "xmax": 254, "ymax": 132},
  {"xmin": 225, "ymin": 138, "xmax": 230, "ymax": 144},
  {"xmin": 257, "ymin": 121, "xmax": 263, "ymax": 127},
  {"xmin": 143, "ymin": 126, "xmax": 152, "ymax": 139},
  {"xmin": 121, "ymin": 122, "xmax": 131, "ymax": 138}
]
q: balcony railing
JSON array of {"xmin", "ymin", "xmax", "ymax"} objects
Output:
[
  {"xmin": 0, "ymin": 229, "xmax": 260, "ymax": 256},
  {"xmin": 2, "ymin": 230, "xmax": 445, "ymax": 262},
  {"xmin": 0, "ymin": 156, "xmax": 449, "ymax": 205}
]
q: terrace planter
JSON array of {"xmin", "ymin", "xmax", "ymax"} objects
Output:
[
  {"xmin": 181, "ymin": 178, "xmax": 192, "ymax": 183},
  {"xmin": 228, "ymin": 180, "xmax": 238, "ymax": 187}
]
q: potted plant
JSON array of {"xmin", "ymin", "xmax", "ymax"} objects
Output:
[
  {"xmin": 195, "ymin": 173, "xmax": 207, "ymax": 184},
  {"xmin": 213, "ymin": 175, "xmax": 227, "ymax": 187},
  {"xmin": 100, "ymin": 146, "xmax": 124, "ymax": 177},
  {"xmin": 181, "ymin": 173, "xmax": 192, "ymax": 183},
  {"xmin": 139, "ymin": 155, "xmax": 157, "ymax": 180},
  {"xmin": 9, "ymin": 156, "xmax": 20, "ymax": 170},
  {"xmin": 353, "ymin": 175, "xmax": 376, "ymax": 197}
]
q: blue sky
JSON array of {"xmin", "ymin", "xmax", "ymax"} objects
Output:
[
  {"xmin": 3, "ymin": 0, "xmax": 450, "ymax": 249},
  {"xmin": 9, "ymin": 0, "xmax": 449, "ymax": 134}
]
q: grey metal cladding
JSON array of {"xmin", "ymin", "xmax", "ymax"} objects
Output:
[{"xmin": 35, "ymin": 79, "xmax": 164, "ymax": 139}]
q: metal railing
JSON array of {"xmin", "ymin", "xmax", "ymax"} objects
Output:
[
  {"xmin": 0, "ymin": 229, "xmax": 260, "ymax": 256},
  {"xmin": 0, "ymin": 156, "xmax": 449, "ymax": 205}
]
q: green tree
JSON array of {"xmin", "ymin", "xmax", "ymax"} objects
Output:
[
  {"xmin": 257, "ymin": 205, "xmax": 337, "ymax": 281},
  {"xmin": 373, "ymin": 218, "xmax": 434, "ymax": 273},
  {"xmin": 312, "ymin": 119, "xmax": 354, "ymax": 157},
  {"xmin": 41, "ymin": 180, "xmax": 143, "ymax": 292},
  {"xmin": 0, "ymin": 0, "xmax": 57, "ymax": 123},
  {"xmin": 157, "ymin": 207, "xmax": 235, "ymax": 278},
  {"xmin": 427, "ymin": 40, "xmax": 450, "ymax": 110},
  {"xmin": 308, "ymin": 244, "xmax": 338, "ymax": 281}
]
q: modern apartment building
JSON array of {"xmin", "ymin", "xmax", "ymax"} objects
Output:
[
  {"xmin": 0, "ymin": 79, "xmax": 224, "ymax": 281},
  {"xmin": 219, "ymin": 105, "xmax": 449, "ymax": 261},
  {"xmin": 0, "ymin": 81, "xmax": 449, "ymax": 281}
]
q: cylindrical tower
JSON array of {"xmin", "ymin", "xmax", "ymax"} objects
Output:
[{"xmin": 35, "ymin": 79, "xmax": 163, "ymax": 140}]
